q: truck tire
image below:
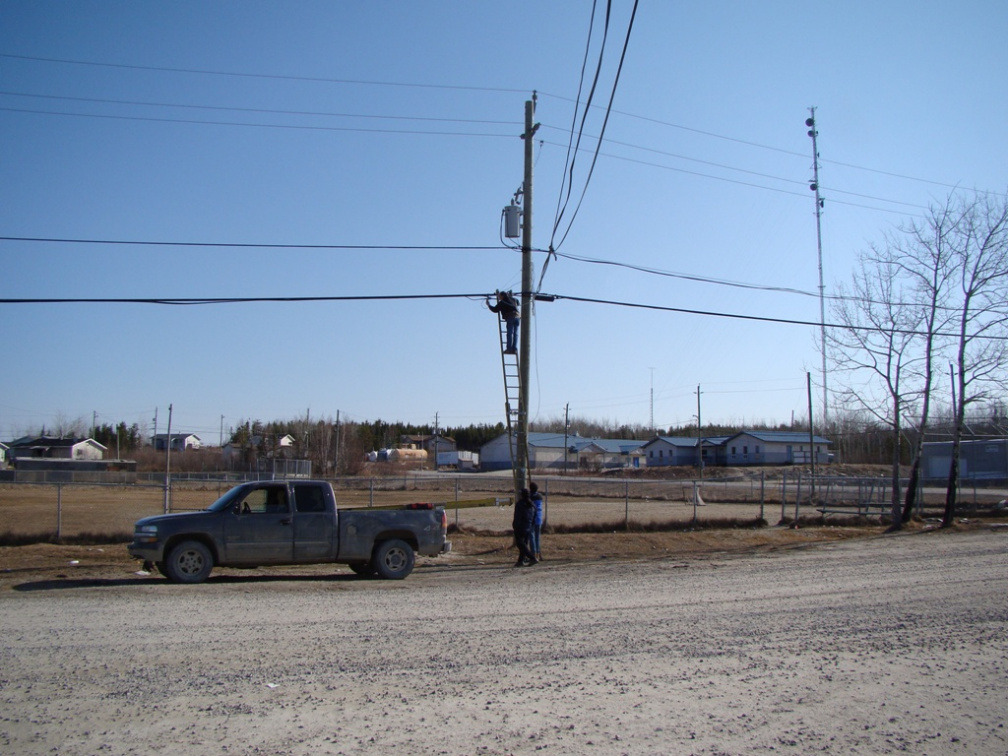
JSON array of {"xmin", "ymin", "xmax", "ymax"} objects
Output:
[
  {"xmin": 164, "ymin": 540, "xmax": 214, "ymax": 584},
  {"xmin": 372, "ymin": 539, "xmax": 415, "ymax": 580},
  {"xmin": 348, "ymin": 561, "xmax": 377, "ymax": 578}
]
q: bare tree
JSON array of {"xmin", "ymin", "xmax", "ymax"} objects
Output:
[
  {"xmin": 885, "ymin": 197, "xmax": 959, "ymax": 522},
  {"xmin": 942, "ymin": 192, "xmax": 1008, "ymax": 526},
  {"xmin": 828, "ymin": 250, "xmax": 921, "ymax": 528}
]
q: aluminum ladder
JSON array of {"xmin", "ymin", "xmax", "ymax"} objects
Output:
[{"xmin": 497, "ymin": 313, "xmax": 522, "ymax": 493}]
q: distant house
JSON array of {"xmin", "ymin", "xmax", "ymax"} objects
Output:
[
  {"xmin": 641, "ymin": 436, "xmax": 703, "ymax": 467},
  {"xmin": 152, "ymin": 433, "xmax": 202, "ymax": 452},
  {"xmin": 480, "ymin": 432, "xmax": 644, "ymax": 471},
  {"xmin": 7, "ymin": 436, "xmax": 107, "ymax": 461},
  {"xmin": 721, "ymin": 431, "xmax": 831, "ymax": 466},
  {"xmin": 222, "ymin": 434, "xmax": 297, "ymax": 463},
  {"xmin": 0, "ymin": 441, "xmax": 9, "ymax": 467}
]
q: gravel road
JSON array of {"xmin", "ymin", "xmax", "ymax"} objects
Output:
[{"xmin": 1, "ymin": 528, "xmax": 1006, "ymax": 755}]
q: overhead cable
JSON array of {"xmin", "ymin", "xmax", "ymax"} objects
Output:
[
  {"xmin": 549, "ymin": 0, "xmax": 639, "ymax": 255},
  {"xmin": 2, "ymin": 291, "xmax": 1002, "ymax": 342},
  {"xmin": 0, "ymin": 106, "xmax": 515, "ymax": 138},
  {"xmin": 0, "ymin": 236, "xmax": 503, "ymax": 251},
  {"xmin": 0, "ymin": 53, "xmax": 528, "ymax": 94},
  {"xmin": 0, "ymin": 90, "xmax": 519, "ymax": 126}
]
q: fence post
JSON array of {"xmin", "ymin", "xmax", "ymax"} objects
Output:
[
  {"xmin": 543, "ymin": 479, "xmax": 548, "ymax": 526},
  {"xmin": 56, "ymin": 482, "xmax": 62, "ymax": 539},
  {"xmin": 780, "ymin": 471, "xmax": 787, "ymax": 523},
  {"xmin": 760, "ymin": 470, "xmax": 765, "ymax": 522},
  {"xmin": 795, "ymin": 473, "xmax": 802, "ymax": 524},
  {"xmin": 369, "ymin": 478, "xmax": 374, "ymax": 508},
  {"xmin": 624, "ymin": 480, "xmax": 629, "ymax": 527},
  {"xmin": 692, "ymin": 481, "xmax": 698, "ymax": 527}
]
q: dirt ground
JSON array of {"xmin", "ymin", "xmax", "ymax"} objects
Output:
[
  {"xmin": 0, "ymin": 522, "xmax": 885, "ymax": 590},
  {"xmin": 1, "ymin": 522, "xmax": 1006, "ymax": 756}
]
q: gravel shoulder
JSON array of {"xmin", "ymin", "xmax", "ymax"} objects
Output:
[{"xmin": 1, "ymin": 524, "xmax": 1006, "ymax": 755}]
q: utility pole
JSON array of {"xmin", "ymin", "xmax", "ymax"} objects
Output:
[
  {"xmin": 334, "ymin": 409, "xmax": 341, "ymax": 477},
  {"xmin": 696, "ymin": 385, "xmax": 704, "ymax": 478},
  {"xmin": 806, "ymin": 108, "xmax": 828, "ymax": 427},
  {"xmin": 163, "ymin": 403, "xmax": 173, "ymax": 514},
  {"xmin": 649, "ymin": 368, "xmax": 655, "ymax": 432},
  {"xmin": 219, "ymin": 415, "xmax": 224, "ymax": 448},
  {"xmin": 563, "ymin": 402, "xmax": 570, "ymax": 475},
  {"xmin": 152, "ymin": 407, "xmax": 158, "ymax": 448},
  {"xmin": 807, "ymin": 372, "xmax": 816, "ymax": 500},
  {"xmin": 516, "ymin": 93, "xmax": 538, "ymax": 495}
]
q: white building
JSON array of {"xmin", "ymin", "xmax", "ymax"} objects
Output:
[
  {"xmin": 480, "ymin": 432, "xmax": 645, "ymax": 471},
  {"xmin": 722, "ymin": 431, "xmax": 831, "ymax": 466}
]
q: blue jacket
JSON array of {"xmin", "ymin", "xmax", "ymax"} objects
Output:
[{"xmin": 530, "ymin": 492, "xmax": 544, "ymax": 526}]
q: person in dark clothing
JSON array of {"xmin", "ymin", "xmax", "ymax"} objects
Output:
[
  {"xmin": 487, "ymin": 290, "xmax": 520, "ymax": 354},
  {"xmin": 512, "ymin": 487, "xmax": 537, "ymax": 567},
  {"xmin": 529, "ymin": 482, "xmax": 544, "ymax": 561}
]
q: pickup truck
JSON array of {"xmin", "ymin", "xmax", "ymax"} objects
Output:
[{"xmin": 128, "ymin": 480, "xmax": 451, "ymax": 583}]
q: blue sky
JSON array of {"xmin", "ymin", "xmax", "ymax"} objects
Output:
[{"xmin": 2, "ymin": 1, "xmax": 1006, "ymax": 443}]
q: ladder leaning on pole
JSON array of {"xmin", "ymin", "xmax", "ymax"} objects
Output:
[{"xmin": 497, "ymin": 313, "xmax": 522, "ymax": 494}]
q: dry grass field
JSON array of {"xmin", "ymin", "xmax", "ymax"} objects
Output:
[
  {"xmin": 2, "ymin": 471, "xmax": 1005, "ymax": 542},
  {"xmin": 0, "ymin": 478, "xmax": 898, "ymax": 543}
]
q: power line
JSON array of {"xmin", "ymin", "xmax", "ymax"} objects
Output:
[
  {"xmin": 549, "ymin": 0, "xmax": 639, "ymax": 255},
  {"xmin": 0, "ymin": 235, "xmax": 964, "ymax": 313},
  {"xmin": 541, "ymin": 139, "xmax": 927, "ymax": 216},
  {"xmin": 0, "ymin": 53, "xmax": 528, "ymax": 94},
  {"xmin": 0, "ymin": 294, "xmax": 488, "ymax": 306},
  {"xmin": 0, "ymin": 89, "xmax": 519, "ymax": 127},
  {"xmin": 538, "ymin": 93, "xmax": 997, "ymax": 195},
  {"xmin": 542, "ymin": 124, "xmax": 929, "ymax": 211},
  {"xmin": 0, "ymin": 106, "xmax": 516, "ymax": 139},
  {"xmin": 2, "ymin": 290, "xmax": 1002, "ymax": 341},
  {"xmin": 6, "ymin": 53, "xmax": 988, "ymax": 198},
  {"xmin": 549, "ymin": 293, "xmax": 1008, "ymax": 341},
  {"xmin": 551, "ymin": 250, "xmax": 821, "ymax": 297},
  {"xmin": 0, "ymin": 236, "xmax": 504, "ymax": 251}
]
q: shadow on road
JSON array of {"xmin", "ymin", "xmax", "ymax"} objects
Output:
[{"xmin": 12, "ymin": 572, "xmax": 364, "ymax": 592}]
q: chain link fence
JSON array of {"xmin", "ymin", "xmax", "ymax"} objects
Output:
[{"xmin": 0, "ymin": 472, "xmax": 1001, "ymax": 541}]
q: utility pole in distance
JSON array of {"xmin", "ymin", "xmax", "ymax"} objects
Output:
[
  {"xmin": 516, "ymin": 94, "xmax": 538, "ymax": 495},
  {"xmin": 695, "ymin": 385, "xmax": 704, "ymax": 479}
]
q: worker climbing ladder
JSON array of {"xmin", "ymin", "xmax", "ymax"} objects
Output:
[{"xmin": 497, "ymin": 312, "xmax": 523, "ymax": 493}]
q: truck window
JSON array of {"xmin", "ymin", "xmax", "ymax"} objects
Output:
[
  {"xmin": 294, "ymin": 484, "xmax": 326, "ymax": 513},
  {"xmin": 239, "ymin": 487, "xmax": 289, "ymax": 514}
]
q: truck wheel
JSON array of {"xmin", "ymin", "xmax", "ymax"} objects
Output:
[
  {"xmin": 348, "ymin": 561, "xmax": 377, "ymax": 578},
  {"xmin": 164, "ymin": 540, "xmax": 214, "ymax": 583},
  {"xmin": 373, "ymin": 539, "xmax": 415, "ymax": 580}
]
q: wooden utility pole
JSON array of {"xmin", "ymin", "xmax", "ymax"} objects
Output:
[
  {"xmin": 696, "ymin": 384, "xmax": 704, "ymax": 478},
  {"xmin": 807, "ymin": 372, "xmax": 816, "ymax": 500},
  {"xmin": 516, "ymin": 94, "xmax": 538, "ymax": 495},
  {"xmin": 163, "ymin": 403, "xmax": 173, "ymax": 514}
]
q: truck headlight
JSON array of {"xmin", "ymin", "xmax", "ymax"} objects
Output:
[{"xmin": 135, "ymin": 524, "xmax": 159, "ymax": 543}]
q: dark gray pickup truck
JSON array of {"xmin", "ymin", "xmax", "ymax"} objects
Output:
[{"xmin": 128, "ymin": 480, "xmax": 451, "ymax": 583}]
